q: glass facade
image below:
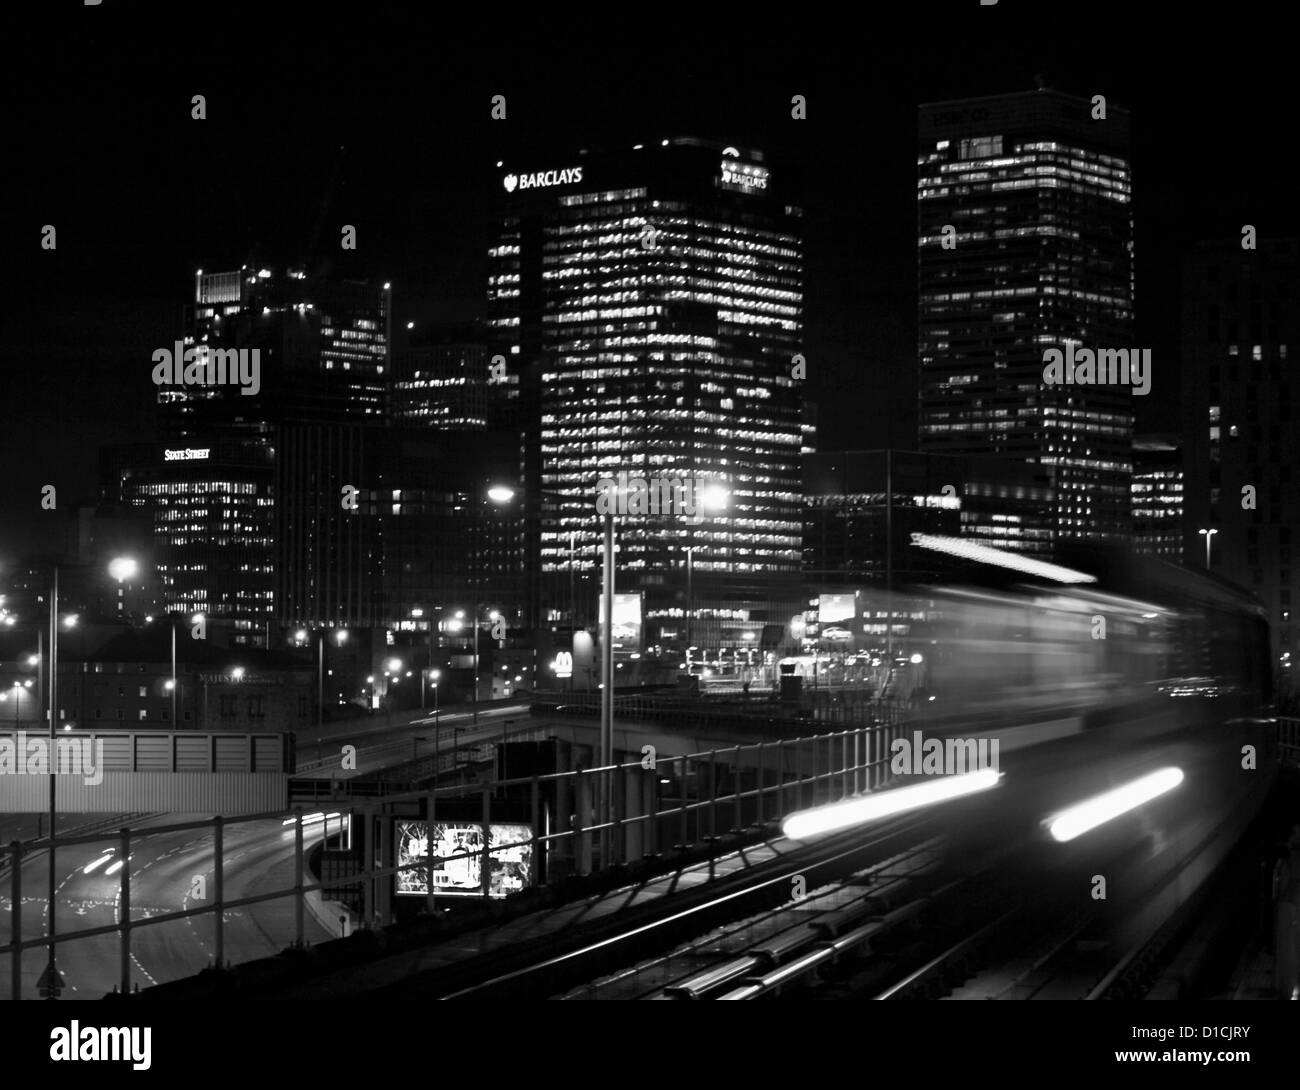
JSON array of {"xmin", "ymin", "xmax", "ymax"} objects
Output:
[
  {"xmin": 918, "ymin": 91, "xmax": 1135, "ymax": 544},
  {"xmin": 490, "ymin": 139, "xmax": 805, "ymax": 648}
]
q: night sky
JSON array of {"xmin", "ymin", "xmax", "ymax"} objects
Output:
[{"xmin": 3, "ymin": 1, "xmax": 1292, "ymax": 560}]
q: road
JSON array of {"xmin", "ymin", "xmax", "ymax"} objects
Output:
[
  {"xmin": 1, "ymin": 813, "xmax": 333, "ymax": 999},
  {"xmin": 293, "ymin": 702, "xmax": 532, "ymax": 778}
]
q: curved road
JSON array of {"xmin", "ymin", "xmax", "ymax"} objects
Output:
[{"xmin": 3, "ymin": 814, "xmax": 332, "ymax": 999}]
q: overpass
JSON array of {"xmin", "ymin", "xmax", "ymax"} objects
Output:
[{"xmin": 0, "ymin": 729, "xmax": 290, "ymax": 813}]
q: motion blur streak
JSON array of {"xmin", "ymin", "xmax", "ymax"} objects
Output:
[
  {"xmin": 81, "ymin": 852, "xmax": 113, "ymax": 875},
  {"xmin": 1047, "ymin": 767, "xmax": 1185, "ymax": 843},
  {"xmin": 783, "ymin": 769, "xmax": 1002, "ymax": 840},
  {"xmin": 908, "ymin": 534, "xmax": 1098, "ymax": 583}
]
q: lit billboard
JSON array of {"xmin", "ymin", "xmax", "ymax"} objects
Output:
[
  {"xmin": 599, "ymin": 591, "xmax": 643, "ymax": 656},
  {"xmin": 817, "ymin": 593, "xmax": 857, "ymax": 649},
  {"xmin": 395, "ymin": 821, "xmax": 534, "ymax": 898}
]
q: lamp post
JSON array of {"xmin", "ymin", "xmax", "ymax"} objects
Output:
[
  {"xmin": 685, "ymin": 544, "xmax": 695, "ymax": 667},
  {"xmin": 318, "ymin": 629, "xmax": 348, "ymax": 731},
  {"xmin": 421, "ymin": 667, "xmax": 440, "ymax": 715},
  {"xmin": 1198, "ymin": 527, "xmax": 1218, "ymax": 569},
  {"xmin": 43, "ymin": 556, "xmax": 128, "ymax": 995},
  {"xmin": 316, "ymin": 629, "xmax": 347, "ymax": 760}
]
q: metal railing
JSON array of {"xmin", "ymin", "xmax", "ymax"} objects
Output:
[
  {"xmin": 0, "ymin": 718, "xmax": 907, "ymax": 1000},
  {"xmin": 1280, "ymin": 717, "xmax": 1300, "ymax": 766},
  {"xmin": 7, "ymin": 713, "xmax": 1295, "ymax": 999}
]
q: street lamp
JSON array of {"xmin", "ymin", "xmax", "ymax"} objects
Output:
[
  {"xmin": 1198, "ymin": 527, "xmax": 1218, "ymax": 569},
  {"xmin": 108, "ymin": 555, "xmax": 139, "ymax": 622},
  {"xmin": 317, "ymin": 629, "xmax": 349, "ymax": 737},
  {"xmin": 423, "ymin": 668, "xmax": 440, "ymax": 716}
]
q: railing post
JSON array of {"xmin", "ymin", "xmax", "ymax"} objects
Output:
[
  {"xmin": 757, "ymin": 742, "xmax": 766, "ymax": 824},
  {"xmin": 842, "ymin": 730, "xmax": 849, "ymax": 799},
  {"xmin": 362, "ymin": 807, "xmax": 374, "ymax": 928},
  {"xmin": 734, "ymin": 744, "xmax": 743, "ymax": 831},
  {"xmin": 119, "ymin": 827, "xmax": 131, "ymax": 996},
  {"xmin": 778, "ymin": 742, "xmax": 786, "ymax": 817},
  {"xmin": 294, "ymin": 809, "xmax": 305, "ymax": 947},
  {"xmin": 613, "ymin": 762, "xmax": 624, "ymax": 866},
  {"xmin": 213, "ymin": 815, "xmax": 224, "ymax": 969},
  {"xmin": 645, "ymin": 765, "xmax": 658, "ymax": 857},
  {"xmin": 708, "ymin": 749, "xmax": 718, "ymax": 838},
  {"xmin": 427, "ymin": 790, "xmax": 438, "ymax": 913},
  {"xmin": 9, "ymin": 841, "xmax": 22, "ymax": 1000},
  {"xmin": 679, "ymin": 756, "xmax": 689, "ymax": 847},
  {"xmin": 529, "ymin": 776, "xmax": 541, "ymax": 887},
  {"xmin": 480, "ymin": 785, "xmax": 492, "ymax": 898},
  {"xmin": 574, "ymin": 771, "xmax": 587, "ymax": 876}
]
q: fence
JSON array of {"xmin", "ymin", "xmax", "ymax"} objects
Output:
[
  {"xmin": 11, "ymin": 714, "xmax": 1293, "ymax": 999},
  {"xmin": 0, "ymin": 717, "xmax": 907, "ymax": 999},
  {"xmin": 1280, "ymin": 717, "xmax": 1300, "ymax": 766}
]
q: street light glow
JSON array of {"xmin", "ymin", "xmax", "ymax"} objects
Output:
[
  {"xmin": 108, "ymin": 557, "xmax": 140, "ymax": 582},
  {"xmin": 487, "ymin": 485, "xmax": 515, "ymax": 504}
]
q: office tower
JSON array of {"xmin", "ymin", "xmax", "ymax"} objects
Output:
[
  {"xmin": 1131, "ymin": 434, "xmax": 1184, "ymax": 562},
  {"xmin": 489, "ymin": 138, "xmax": 805, "ymax": 653},
  {"xmin": 128, "ymin": 267, "xmax": 392, "ymax": 645},
  {"xmin": 1182, "ymin": 238, "xmax": 1297, "ymax": 677},
  {"xmin": 393, "ymin": 333, "xmax": 492, "ymax": 431},
  {"xmin": 917, "ymin": 89, "xmax": 1135, "ymax": 544}
]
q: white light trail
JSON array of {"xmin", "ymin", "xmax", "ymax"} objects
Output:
[
  {"xmin": 909, "ymin": 534, "xmax": 1097, "ymax": 584},
  {"xmin": 782, "ymin": 769, "xmax": 1001, "ymax": 840},
  {"xmin": 1047, "ymin": 767, "xmax": 1185, "ymax": 843}
]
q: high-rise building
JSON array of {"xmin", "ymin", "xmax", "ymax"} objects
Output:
[
  {"xmin": 1181, "ymin": 238, "xmax": 1297, "ymax": 678},
  {"xmin": 1131, "ymin": 434, "xmax": 1184, "ymax": 562},
  {"xmin": 129, "ymin": 266, "xmax": 392, "ymax": 644},
  {"xmin": 489, "ymin": 138, "xmax": 805, "ymax": 653},
  {"xmin": 392, "ymin": 335, "xmax": 492, "ymax": 431},
  {"xmin": 917, "ymin": 89, "xmax": 1135, "ymax": 544}
]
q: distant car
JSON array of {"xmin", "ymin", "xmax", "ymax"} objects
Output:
[{"xmin": 820, "ymin": 626, "xmax": 854, "ymax": 643}]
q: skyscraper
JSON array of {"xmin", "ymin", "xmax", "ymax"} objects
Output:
[
  {"xmin": 128, "ymin": 266, "xmax": 393, "ymax": 644},
  {"xmin": 1131, "ymin": 434, "xmax": 1184, "ymax": 562},
  {"xmin": 1181, "ymin": 238, "xmax": 1297, "ymax": 682},
  {"xmin": 917, "ymin": 89, "xmax": 1135, "ymax": 544},
  {"xmin": 489, "ymin": 138, "xmax": 805, "ymax": 653}
]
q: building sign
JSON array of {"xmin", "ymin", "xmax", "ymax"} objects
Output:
[
  {"xmin": 502, "ymin": 166, "xmax": 584, "ymax": 193},
  {"xmin": 395, "ymin": 821, "xmax": 534, "ymax": 898},
  {"xmin": 720, "ymin": 159, "xmax": 769, "ymax": 194},
  {"xmin": 164, "ymin": 447, "xmax": 211, "ymax": 461},
  {"xmin": 553, "ymin": 650, "xmax": 573, "ymax": 679}
]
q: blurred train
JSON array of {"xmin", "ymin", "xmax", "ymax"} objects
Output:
[
  {"xmin": 892, "ymin": 542, "xmax": 1274, "ymax": 740},
  {"xmin": 793, "ymin": 539, "xmax": 1282, "ymax": 988}
]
